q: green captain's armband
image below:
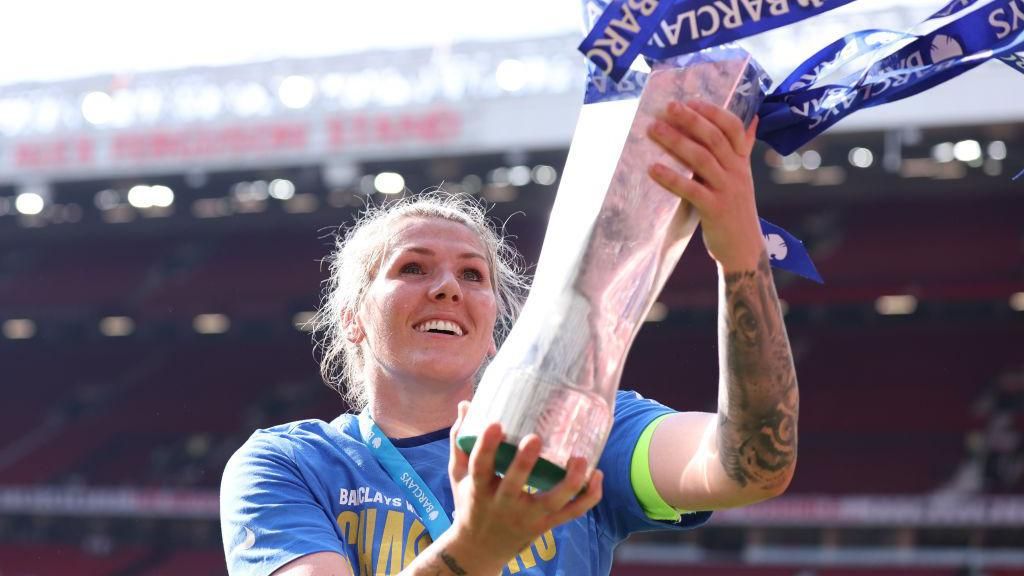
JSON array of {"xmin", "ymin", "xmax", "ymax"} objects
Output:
[{"xmin": 630, "ymin": 413, "xmax": 688, "ymax": 522}]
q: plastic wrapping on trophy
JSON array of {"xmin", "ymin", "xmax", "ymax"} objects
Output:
[{"xmin": 457, "ymin": 47, "xmax": 767, "ymax": 490}]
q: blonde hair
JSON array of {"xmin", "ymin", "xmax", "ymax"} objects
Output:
[{"xmin": 312, "ymin": 192, "xmax": 529, "ymax": 410}]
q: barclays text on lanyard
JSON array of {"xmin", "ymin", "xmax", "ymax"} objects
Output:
[{"xmin": 358, "ymin": 412, "xmax": 452, "ymax": 540}]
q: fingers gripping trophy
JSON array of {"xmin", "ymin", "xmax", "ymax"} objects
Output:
[{"xmin": 457, "ymin": 47, "xmax": 766, "ymax": 489}]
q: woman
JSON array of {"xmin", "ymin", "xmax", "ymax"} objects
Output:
[{"xmin": 221, "ymin": 100, "xmax": 799, "ymax": 575}]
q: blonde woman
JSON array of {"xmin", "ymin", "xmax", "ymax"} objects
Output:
[{"xmin": 221, "ymin": 101, "xmax": 798, "ymax": 575}]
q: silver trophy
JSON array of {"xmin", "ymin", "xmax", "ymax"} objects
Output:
[{"xmin": 458, "ymin": 47, "xmax": 766, "ymax": 489}]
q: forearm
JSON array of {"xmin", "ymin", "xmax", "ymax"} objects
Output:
[
  {"xmin": 400, "ymin": 530, "xmax": 502, "ymax": 576},
  {"xmin": 715, "ymin": 250, "xmax": 799, "ymax": 495}
]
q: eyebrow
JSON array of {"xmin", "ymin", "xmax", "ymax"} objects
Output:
[{"xmin": 400, "ymin": 246, "xmax": 487, "ymax": 262}]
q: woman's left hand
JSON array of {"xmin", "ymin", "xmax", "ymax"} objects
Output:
[
  {"xmin": 444, "ymin": 401, "xmax": 603, "ymax": 572},
  {"xmin": 647, "ymin": 100, "xmax": 765, "ymax": 272}
]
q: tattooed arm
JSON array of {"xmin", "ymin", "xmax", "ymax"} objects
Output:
[
  {"xmin": 645, "ymin": 100, "xmax": 798, "ymax": 510},
  {"xmin": 715, "ymin": 254, "xmax": 798, "ymax": 494},
  {"xmin": 641, "ymin": 252, "xmax": 798, "ymax": 511}
]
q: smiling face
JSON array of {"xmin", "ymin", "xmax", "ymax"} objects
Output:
[{"xmin": 351, "ymin": 217, "xmax": 499, "ymax": 392}]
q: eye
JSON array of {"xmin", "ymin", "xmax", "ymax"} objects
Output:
[
  {"xmin": 462, "ymin": 268, "xmax": 484, "ymax": 282},
  {"xmin": 400, "ymin": 262, "xmax": 425, "ymax": 275}
]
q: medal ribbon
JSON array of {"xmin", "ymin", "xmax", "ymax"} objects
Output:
[{"xmin": 357, "ymin": 412, "xmax": 453, "ymax": 541}]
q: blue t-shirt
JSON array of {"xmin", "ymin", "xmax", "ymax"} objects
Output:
[{"xmin": 221, "ymin": 390, "xmax": 710, "ymax": 576}]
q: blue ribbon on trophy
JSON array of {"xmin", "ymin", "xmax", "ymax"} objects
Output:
[
  {"xmin": 584, "ymin": 0, "xmax": 1024, "ymax": 151},
  {"xmin": 580, "ymin": 0, "xmax": 1024, "ymax": 284},
  {"xmin": 581, "ymin": 0, "xmax": 656, "ymax": 103},
  {"xmin": 580, "ymin": 0, "xmax": 862, "ymax": 83},
  {"xmin": 760, "ymin": 218, "xmax": 822, "ymax": 283},
  {"xmin": 759, "ymin": 0, "xmax": 1024, "ymax": 153},
  {"xmin": 581, "ymin": 0, "xmax": 823, "ymax": 283}
]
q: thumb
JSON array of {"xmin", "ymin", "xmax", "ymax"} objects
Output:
[
  {"xmin": 452, "ymin": 401, "xmax": 470, "ymax": 436},
  {"xmin": 449, "ymin": 401, "xmax": 471, "ymax": 481},
  {"xmin": 743, "ymin": 115, "xmax": 760, "ymax": 155}
]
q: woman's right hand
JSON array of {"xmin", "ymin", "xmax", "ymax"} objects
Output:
[{"xmin": 435, "ymin": 401, "xmax": 604, "ymax": 575}]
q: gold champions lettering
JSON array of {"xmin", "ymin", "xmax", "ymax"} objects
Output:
[{"xmin": 335, "ymin": 508, "xmax": 557, "ymax": 575}]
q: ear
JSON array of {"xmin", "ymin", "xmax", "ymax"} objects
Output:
[
  {"xmin": 342, "ymin": 309, "xmax": 364, "ymax": 344},
  {"xmin": 488, "ymin": 335, "xmax": 497, "ymax": 358}
]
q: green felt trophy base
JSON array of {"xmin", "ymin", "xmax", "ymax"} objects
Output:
[{"xmin": 456, "ymin": 435, "xmax": 566, "ymax": 492}]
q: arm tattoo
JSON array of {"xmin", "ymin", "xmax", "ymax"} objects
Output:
[
  {"xmin": 717, "ymin": 253, "xmax": 799, "ymax": 491},
  {"xmin": 438, "ymin": 550, "xmax": 468, "ymax": 576}
]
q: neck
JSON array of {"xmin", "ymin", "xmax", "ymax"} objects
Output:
[{"xmin": 365, "ymin": 377, "xmax": 473, "ymax": 439}]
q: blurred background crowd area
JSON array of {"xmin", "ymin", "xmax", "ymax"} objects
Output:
[{"xmin": 0, "ymin": 1, "xmax": 1023, "ymax": 575}]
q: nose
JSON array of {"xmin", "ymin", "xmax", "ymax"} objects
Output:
[{"xmin": 428, "ymin": 270, "xmax": 462, "ymax": 303}]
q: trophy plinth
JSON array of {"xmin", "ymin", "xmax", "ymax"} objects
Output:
[{"xmin": 459, "ymin": 48, "xmax": 766, "ymax": 490}]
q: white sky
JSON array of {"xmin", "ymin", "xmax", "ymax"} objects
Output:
[
  {"xmin": 0, "ymin": 0, "xmax": 950, "ymax": 87},
  {"xmin": 0, "ymin": 0, "xmax": 581, "ymax": 86}
]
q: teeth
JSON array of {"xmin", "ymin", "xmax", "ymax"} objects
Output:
[{"xmin": 414, "ymin": 320, "xmax": 463, "ymax": 336}]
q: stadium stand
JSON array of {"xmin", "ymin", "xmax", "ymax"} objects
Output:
[{"xmin": 0, "ymin": 127, "xmax": 1020, "ymax": 575}]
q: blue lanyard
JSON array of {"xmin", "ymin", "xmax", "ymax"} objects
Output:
[{"xmin": 357, "ymin": 412, "xmax": 453, "ymax": 540}]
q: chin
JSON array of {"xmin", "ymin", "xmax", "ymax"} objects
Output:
[
  {"xmin": 412, "ymin": 359, "xmax": 486, "ymax": 386},
  {"xmin": 427, "ymin": 367, "xmax": 482, "ymax": 386}
]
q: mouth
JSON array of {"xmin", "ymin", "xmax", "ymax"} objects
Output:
[{"xmin": 413, "ymin": 319, "xmax": 465, "ymax": 337}]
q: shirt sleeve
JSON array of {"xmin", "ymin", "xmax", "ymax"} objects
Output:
[
  {"xmin": 220, "ymin": 429, "xmax": 345, "ymax": 576},
  {"xmin": 592, "ymin": 390, "xmax": 712, "ymax": 542}
]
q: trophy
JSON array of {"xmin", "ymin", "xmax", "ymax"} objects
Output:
[{"xmin": 457, "ymin": 46, "xmax": 766, "ymax": 490}]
